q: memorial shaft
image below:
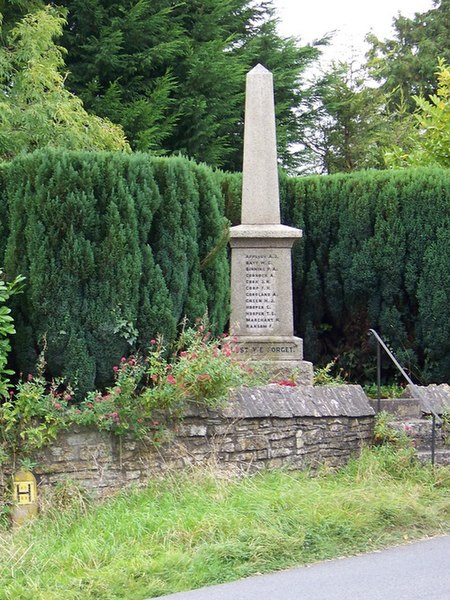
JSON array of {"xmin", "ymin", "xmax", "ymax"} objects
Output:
[{"xmin": 229, "ymin": 65, "xmax": 313, "ymax": 384}]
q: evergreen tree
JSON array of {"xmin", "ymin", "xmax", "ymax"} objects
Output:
[
  {"xmin": 367, "ymin": 0, "xmax": 450, "ymax": 111},
  {"xmin": 58, "ymin": 0, "xmax": 323, "ymax": 170}
]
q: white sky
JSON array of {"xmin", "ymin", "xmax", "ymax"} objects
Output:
[{"xmin": 273, "ymin": 0, "xmax": 435, "ymax": 66}]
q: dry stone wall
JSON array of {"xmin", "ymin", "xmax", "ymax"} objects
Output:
[{"xmin": 1, "ymin": 385, "xmax": 374, "ymax": 499}]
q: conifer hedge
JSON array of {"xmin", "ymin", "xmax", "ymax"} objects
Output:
[
  {"xmin": 221, "ymin": 168, "xmax": 450, "ymax": 384},
  {"xmin": 1, "ymin": 150, "xmax": 229, "ymax": 396}
]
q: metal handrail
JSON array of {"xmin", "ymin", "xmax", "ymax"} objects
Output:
[{"xmin": 368, "ymin": 329, "xmax": 441, "ymax": 466}]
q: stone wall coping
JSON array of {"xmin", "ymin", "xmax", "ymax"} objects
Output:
[
  {"xmin": 408, "ymin": 384, "xmax": 450, "ymax": 414},
  {"xmin": 185, "ymin": 385, "xmax": 374, "ymax": 419}
]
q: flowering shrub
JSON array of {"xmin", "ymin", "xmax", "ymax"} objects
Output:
[
  {"xmin": 0, "ymin": 321, "xmax": 266, "ymax": 464},
  {"xmin": 0, "ymin": 372, "xmax": 69, "ymax": 465}
]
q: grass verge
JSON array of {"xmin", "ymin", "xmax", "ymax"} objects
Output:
[{"xmin": 0, "ymin": 446, "xmax": 449, "ymax": 599}]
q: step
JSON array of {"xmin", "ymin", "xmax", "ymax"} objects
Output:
[
  {"xmin": 417, "ymin": 448, "xmax": 450, "ymax": 466},
  {"xmin": 369, "ymin": 397, "xmax": 421, "ymax": 418},
  {"xmin": 390, "ymin": 418, "xmax": 448, "ymax": 451}
]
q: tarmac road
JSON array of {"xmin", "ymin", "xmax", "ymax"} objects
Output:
[{"xmin": 156, "ymin": 535, "xmax": 450, "ymax": 600}]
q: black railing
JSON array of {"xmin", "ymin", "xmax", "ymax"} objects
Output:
[{"xmin": 368, "ymin": 329, "xmax": 441, "ymax": 466}]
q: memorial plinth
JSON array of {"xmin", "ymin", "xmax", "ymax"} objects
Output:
[{"xmin": 229, "ymin": 65, "xmax": 313, "ymax": 385}]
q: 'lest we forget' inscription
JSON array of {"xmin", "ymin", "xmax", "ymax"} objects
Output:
[{"xmin": 245, "ymin": 253, "xmax": 279, "ymax": 330}]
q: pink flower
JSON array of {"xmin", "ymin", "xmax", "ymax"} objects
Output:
[
  {"xmin": 27, "ymin": 373, "xmax": 33, "ymax": 381},
  {"xmin": 113, "ymin": 365, "xmax": 119, "ymax": 372},
  {"xmin": 137, "ymin": 418, "xmax": 143, "ymax": 424},
  {"xmin": 9, "ymin": 390, "xmax": 14, "ymax": 396},
  {"xmin": 150, "ymin": 339, "xmax": 156, "ymax": 345},
  {"xmin": 53, "ymin": 403, "xmax": 62, "ymax": 410},
  {"xmin": 115, "ymin": 387, "xmax": 122, "ymax": 394},
  {"xmin": 86, "ymin": 402, "xmax": 94, "ymax": 409},
  {"xmin": 223, "ymin": 346, "xmax": 232, "ymax": 357},
  {"xmin": 166, "ymin": 374, "xmax": 176, "ymax": 384},
  {"xmin": 102, "ymin": 394, "xmax": 111, "ymax": 402},
  {"xmin": 121, "ymin": 357, "xmax": 126, "ymax": 363},
  {"xmin": 64, "ymin": 393, "xmax": 72, "ymax": 402},
  {"xmin": 151, "ymin": 374, "xmax": 158, "ymax": 382},
  {"xmin": 180, "ymin": 351, "xmax": 188, "ymax": 357},
  {"xmin": 189, "ymin": 353, "xmax": 198, "ymax": 360}
]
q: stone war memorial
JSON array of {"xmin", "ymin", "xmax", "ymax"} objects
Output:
[
  {"xmin": 0, "ymin": 66, "xmax": 377, "ymax": 502},
  {"xmin": 229, "ymin": 64, "xmax": 313, "ymax": 384}
]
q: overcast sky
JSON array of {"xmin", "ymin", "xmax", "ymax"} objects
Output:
[{"xmin": 273, "ymin": 0, "xmax": 435, "ymax": 65}]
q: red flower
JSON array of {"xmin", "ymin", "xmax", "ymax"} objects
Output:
[
  {"xmin": 166, "ymin": 374, "xmax": 176, "ymax": 384},
  {"xmin": 274, "ymin": 379, "xmax": 297, "ymax": 387}
]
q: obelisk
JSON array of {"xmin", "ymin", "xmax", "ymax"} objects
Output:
[{"xmin": 229, "ymin": 64, "xmax": 313, "ymax": 384}]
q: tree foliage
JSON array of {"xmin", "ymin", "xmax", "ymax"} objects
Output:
[
  {"xmin": 0, "ymin": 6, "xmax": 130, "ymax": 161},
  {"xmin": 384, "ymin": 60, "xmax": 450, "ymax": 168},
  {"xmin": 367, "ymin": 0, "xmax": 450, "ymax": 111},
  {"xmin": 55, "ymin": 0, "xmax": 322, "ymax": 171}
]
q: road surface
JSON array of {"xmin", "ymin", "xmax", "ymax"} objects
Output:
[{"xmin": 156, "ymin": 535, "xmax": 450, "ymax": 600}]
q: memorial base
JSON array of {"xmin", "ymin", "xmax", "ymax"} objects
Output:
[{"xmin": 232, "ymin": 335, "xmax": 314, "ymax": 386}]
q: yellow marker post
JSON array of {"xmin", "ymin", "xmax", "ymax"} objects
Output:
[{"xmin": 12, "ymin": 471, "xmax": 38, "ymax": 526}]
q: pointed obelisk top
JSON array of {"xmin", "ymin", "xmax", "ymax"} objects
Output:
[{"xmin": 241, "ymin": 64, "xmax": 280, "ymax": 225}]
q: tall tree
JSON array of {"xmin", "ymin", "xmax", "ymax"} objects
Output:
[
  {"xmin": 301, "ymin": 62, "xmax": 398, "ymax": 174},
  {"xmin": 57, "ymin": 0, "xmax": 323, "ymax": 170},
  {"xmin": 367, "ymin": 0, "xmax": 450, "ymax": 111}
]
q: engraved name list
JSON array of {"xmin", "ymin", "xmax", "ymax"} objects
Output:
[{"xmin": 245, "ymin": 253, "xmax": 279, "ymax": 330}]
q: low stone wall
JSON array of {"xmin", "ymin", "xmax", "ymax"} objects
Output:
[{"xmin": 1, "ymin": 385, "xmax": 374, "ymax": 499}]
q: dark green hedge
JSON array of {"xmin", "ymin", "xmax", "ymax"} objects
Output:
[
  {"xmin": 1, "ymin": 154, "xmax": 448, "ymax": 390},
  {"xmin": 221, "ymin": 168, "xmax": 450, "ymax": 384},
  {"xmin": 1, "ymin": 150, "xmax": 229, "ymax": 396},
  {"xmin": 285, "ymin": 168, "xmax": 450, "ymax": 383}
]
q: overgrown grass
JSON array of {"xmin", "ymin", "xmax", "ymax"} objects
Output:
[{"xmin": 1, "ymin": 447, "xmax": 449, "ymax": 599}]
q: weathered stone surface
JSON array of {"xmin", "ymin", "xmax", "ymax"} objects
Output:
[
  {"xmin": 228, "ymin": 65, "xmax": 312, "ymax": 383},
  {"xmin": 228, "ymin": 385, "xmax": 374, "ymax": 418},
  {"xmin": 408, "ymin": 384, "xmax": 450, "ymax": 415},
  {"xmin": 241, "ymin": 64, "xmax": 280, "ymax": 226}
]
